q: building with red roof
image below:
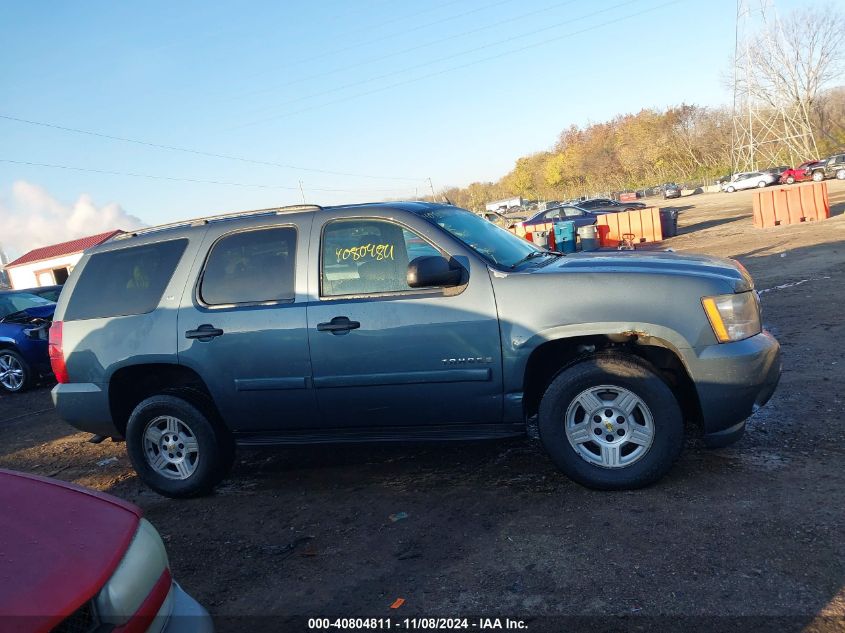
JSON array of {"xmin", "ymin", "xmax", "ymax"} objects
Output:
[{"xmin": 4, "ymin": 230, "xmax": 123, "ymax": 290}]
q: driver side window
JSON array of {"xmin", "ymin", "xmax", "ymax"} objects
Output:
[{"xmin": 321, "ymin": 219, "xmax": 441, "ymax": 297}]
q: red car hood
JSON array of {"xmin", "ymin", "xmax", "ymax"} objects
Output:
[{"xmin": 0, "ymin": 469, "xmax": 141, "ymax": 633}]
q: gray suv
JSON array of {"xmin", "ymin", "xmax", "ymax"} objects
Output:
[{"xmin": 49, "ymin": 202, "xmax": 781, "ymax": 497}]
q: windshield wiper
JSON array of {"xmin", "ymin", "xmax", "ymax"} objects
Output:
[{"xmin": 510, "ymin": 250, "xmax": 559, "ymax": 269}]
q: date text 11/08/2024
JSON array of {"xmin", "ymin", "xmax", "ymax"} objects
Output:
[{"xmin": 307, "ymin": 618, "xmax": 528, "ymax": 630}]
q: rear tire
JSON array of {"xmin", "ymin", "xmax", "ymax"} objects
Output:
[
  {"xmin": 726, "ymin": 186, "xmax": 735, "ymax": 193},
  {"xmin": 812, "ymin": 170, "xmax": 824, "ymax": 182},
  {"xmin": 786, "ymin": 176, "xmax": 795, "ymax": 184},
  {"xmin": 538, "ymin": 354, "xmax": 683, "ymax": 490},
  {"xmin": 757, "ymin": 180, "xmax": 767, "ymax": 188},
  {"xmin": 126, "ymin": 395, "xmax": 235, "ymax": 498},
  {"xmin": 0, "ymin": 349, "xmax": 33, "ymax": 393}
]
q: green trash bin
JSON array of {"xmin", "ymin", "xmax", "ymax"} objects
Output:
[{"xmin": 554, "ymin": 221, "xmax": 577, "ymax": 253}]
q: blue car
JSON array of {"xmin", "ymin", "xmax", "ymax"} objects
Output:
[
  {"xmin": 519, "ymin": 204, "xmax": 608, "ymax": 230},
  {"xmin": 0, "ymin": 290, "xmax": 56, "ymax": 393}
]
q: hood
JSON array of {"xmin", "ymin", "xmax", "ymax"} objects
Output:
[
  {"xmin": 528, "ymin": 250, "xmax": 753, "ymax": 292},
  {"xmin": 0, "ymin": 305, "xmax": 55, "ymax": 323},
  {"xmin": 0, "ymin": 469, "xmax": 141, "ymax": 632}
]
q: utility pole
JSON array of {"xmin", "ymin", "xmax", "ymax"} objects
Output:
[{"xmin": 298, "ymin": 180, "xmax": 306, "ymax": 204}]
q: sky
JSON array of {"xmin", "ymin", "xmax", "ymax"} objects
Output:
[{"xmin": 0, "ymin": 0, "xmax": 810, "ymax": 257}]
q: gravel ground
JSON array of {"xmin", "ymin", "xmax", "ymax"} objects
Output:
[{"xmin": 2, "ymin": 181, "xmax": 844, "ymax": 633}]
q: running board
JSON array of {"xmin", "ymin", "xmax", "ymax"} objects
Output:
[{"xmin": 234, "ymin": 423, "xmax": 525, "ymax": 446}]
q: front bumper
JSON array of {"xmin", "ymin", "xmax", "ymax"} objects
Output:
[
  {"xmin": 685, "ymin": 331, "xmax": 781, "ymax": 447},
  {"xmin": 160, "ymin": 582, "xmax": 214, "ymax": 633}
]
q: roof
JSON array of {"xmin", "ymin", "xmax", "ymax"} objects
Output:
[{"xmin": 5, "ymin": 230, "xmax": 123, "ymax": 268}]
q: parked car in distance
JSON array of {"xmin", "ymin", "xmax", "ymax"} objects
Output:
[
  {"xmin": 721, "ymin": 171, "xmax": 778, "ymax": 192},
  {"xmin": 579, "ymin": 198, "xmax": 646, "ymax": 212},
  {"xmin": 21, "ymin": 284, "xmax": 64, "ymax": 303},
  {"xmin": 663, "ymin": 183, "xmax": 682, "ymax": 199},
  {"xmin": 50, "ymin": 202, "xmax": 780, "ymax": 497},
  {"xmin": 763, "ymin": 165, "xmax": 790, "ymax": 176},
  {"xmin": 481, "ymin": 210, "xmax": 524, "ymax": 228},
  {"xmin": 779, "ymin": 160, "xmax": 822, "ymax": 185},
  {"xmin": 0, "ymin": 468, "xmax": 212, "ymax": 632},
  {"xmin": 809, "ymin": 153, "xmax": 845, "ymax": 182},
  {"xmin": 518, "ymin": 204, "xmax": 605, "ymax": 230},
  {"xmin": 0, "ymin": 290, "xmax": 55, "ymax": 393}
]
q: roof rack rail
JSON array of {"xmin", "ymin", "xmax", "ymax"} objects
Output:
[{"xmin": 115, "ymin": 204, "xmax": 323, "ymax": 240}]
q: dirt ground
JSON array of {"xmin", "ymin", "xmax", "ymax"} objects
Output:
[{"xmin": 2, "ymin": 182, "xmax": 845, "ymax": 633}]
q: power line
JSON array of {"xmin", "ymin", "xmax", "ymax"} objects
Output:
[
  {"xmin": 235, "ymin": 0, "xmax": 673, "ymax": 128},
  {"xmin": 231, "ymin": 0, "xmax": 580, "ymax": 102},
  {"xmin": 0, "ymin": 158, "xmax": 418, "ymax": 194},
  {"xmin": 0, "ymin": 114, "xmax": 426, "ymax": 182}
]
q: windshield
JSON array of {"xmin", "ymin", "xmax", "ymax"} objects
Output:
[
  {"xmin": 417, "ymin": 206, "xmax": 540, "ymax": 268},
  {"xmin": 0, "ymin": 292, "xmax": 53, "ymax": 319}
]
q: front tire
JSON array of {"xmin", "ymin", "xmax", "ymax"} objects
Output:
[
  {"xmin": 836, "ymin": 169, "xmax": 845, "ymax": 180},
  {"xmin": 126, "ymin": 395, "xmax": 235, "ymax": 498},
  {"xmin": 786, "ymin": 176, "xmax": 795, "ymax": 184},
  {"xmin": 726, "ymin": 186, "xmax": 735, "ymax": 193},
  {"xmin": 538, "ymin": 354, "xmax": 683, "ymax": 490},
  {"xmin": 757, "ymin": 180, "xmax": 767, "ymax": 188},
  {"xmin": 0, "ymin": 349, "xmax": 33, "ymax": 393}
]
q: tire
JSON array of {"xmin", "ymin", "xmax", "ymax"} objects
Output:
[
  {"xmin": 757, "ymin": 180, "xmax": 767, "ymax": 188},
  {"xmin": 812, "ymin": 170, "xmax": 824, "ymax": 182},
  {"xmin": 538, "ymin": 354, "xmax": 683, "ymax": 490},
  {"xmin": 726, "ymin": 186, "xmax": 735, "ymax": 193},
  {"xmin": 836, "ymin": 169, "xmax": 845, "ymax": 180},
  {"xmin": 0, "ymin": 349, "xmax": 33, "ymax": 393},
  {"xmin": 126, "ymin": 394, "xmax": 235, "ymax": 498},
  {"xmin": 786, "ymin": 176, "xmax": 795, "ymax": 184}
]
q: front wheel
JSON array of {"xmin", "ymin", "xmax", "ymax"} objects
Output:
[
  {"xmin": 126, "ymin": 395, "xmax": 235, "ymax": 498},
  {"xmin": 538, "ymin": 354, "xmax": 683, "ymax": 490},
  {"xmin": 757, "ymin": 180, "xmax": 767, "ymax": 188},
  {"xmin": 726, "ymin": 186, "xmax": 735, "ymax": 193},
  {"xmin": 0, "ymin": 349, "xmax": 33, "ymax": 393},
  {"xmin": 786, "ymin": 176, "xmax": 795, "ymax": 184},
  {"xmin": 836, "ymin": 169, "xmax": 845, "ymax": 180}
]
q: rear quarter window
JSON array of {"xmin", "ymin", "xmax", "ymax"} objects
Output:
[{"xmin": 64, "ymin": 239, "xmax": 188, "ymax": 320}]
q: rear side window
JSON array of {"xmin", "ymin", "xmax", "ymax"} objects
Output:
[
  {"xmin": 64, "ymin": 239, "xmax": 187, "ymax": 320},
  {"xmin": 200, "ymin": 227, "xmax": 296, "ymax": 305}
]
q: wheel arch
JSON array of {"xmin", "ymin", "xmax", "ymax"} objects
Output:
[
  {"xmin": 108, "ymin": 363, "xmax": 222, "ymax": 436},
  {"xmin": 521, "ymin": 333, "xmax": 701, "ymax": 425}
]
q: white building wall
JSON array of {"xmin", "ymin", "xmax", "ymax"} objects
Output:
[{"xmin": 7, "ymin": 253, "xmax": 84, "ymax": 289}]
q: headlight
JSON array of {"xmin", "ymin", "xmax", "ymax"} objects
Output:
[
  {"xmin": 95, "ymin": 518, "xmax": 173, "ymax": 628},
  {"xmin": 701, "ymin": 292, "xmax": 761, "ymax": 343}
]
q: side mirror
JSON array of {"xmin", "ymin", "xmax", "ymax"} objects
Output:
[{"xmin": 407, "ymin": 256, "xmax": 464, "ymax": 288}]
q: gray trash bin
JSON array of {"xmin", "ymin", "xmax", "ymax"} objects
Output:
[
  {"xmin": 659, "ymin": 209, "xmax": 679, "ymax": 238},
  {"xmin": 577, "ymin": 225, "xmax": 599, "ymax": 251}
]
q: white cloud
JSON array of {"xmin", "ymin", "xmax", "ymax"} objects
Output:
[{"xmin": 0, "ymin": 181, "xmax": 146, "ymax": 260}]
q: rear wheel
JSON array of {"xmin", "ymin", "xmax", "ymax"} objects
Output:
[
  {"xmin": 812, "ymin": 170, "xmax": 824, "ymax": 182},
  {"xmin": 0, "ymin": 350, "xmax": 32, "ymax": 393},
  {"xmin": 786, "ymin": 176, "xmax": 795, "ymax": 184},
  {"xmin": 757, "ymin": 180, "xmax": 767, "ymax": 188},
  {"xmin": 126, "ymin": 395, "xmax": 235, "ymax": 498},
  {"xmin": 726, "ymin": 186, "xmax": 735, "ymax": 193},
  {"xmin": 538, "ymin": 354, "xmax": 683, "ymax": 490}
]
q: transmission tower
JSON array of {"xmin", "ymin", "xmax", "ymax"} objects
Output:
[{"xmin": 731, "ymin": 0, "xmax": 818, "ymax": 174}]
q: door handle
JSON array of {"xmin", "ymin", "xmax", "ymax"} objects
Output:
[
  {"xmin": 316, "ymin": 316, "xmax": 360, "ymax": 335},
  {"xmin": 185, "ymin": 324, "xmax": 224, "ymax": 341}
]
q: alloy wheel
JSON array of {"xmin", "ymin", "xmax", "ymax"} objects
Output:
[
  {"xmin": 0, "ymin": 353, "xmax": 25, "ymax": 391},
  {"xmin": 142, "ymin": 415, "xmax": 200, "ymax": 480},
  {"xmin": 564, "ymin": 385, "xmax": 655, "ymax": 469}
]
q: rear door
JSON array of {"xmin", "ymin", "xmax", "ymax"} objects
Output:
[
  {"xmin": 306, "ymin": 209, "xmax": 503, "ymax": 429},
  {"xmin": 177, "ymin": 215, "xmax": 316, "ymax": 431}
]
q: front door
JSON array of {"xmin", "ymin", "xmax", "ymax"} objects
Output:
[
  {"xmin": 177, "ymin": 217, "xmax": 316, "ymax": 431},
  {"xmin": 306, "ymin": 212, "xmax": 503, "ymax": 429}
]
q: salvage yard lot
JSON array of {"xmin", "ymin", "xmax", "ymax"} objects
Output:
[{"xmin": 2, "ymin": 182, "xmax": 845, "ymax": 632}]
